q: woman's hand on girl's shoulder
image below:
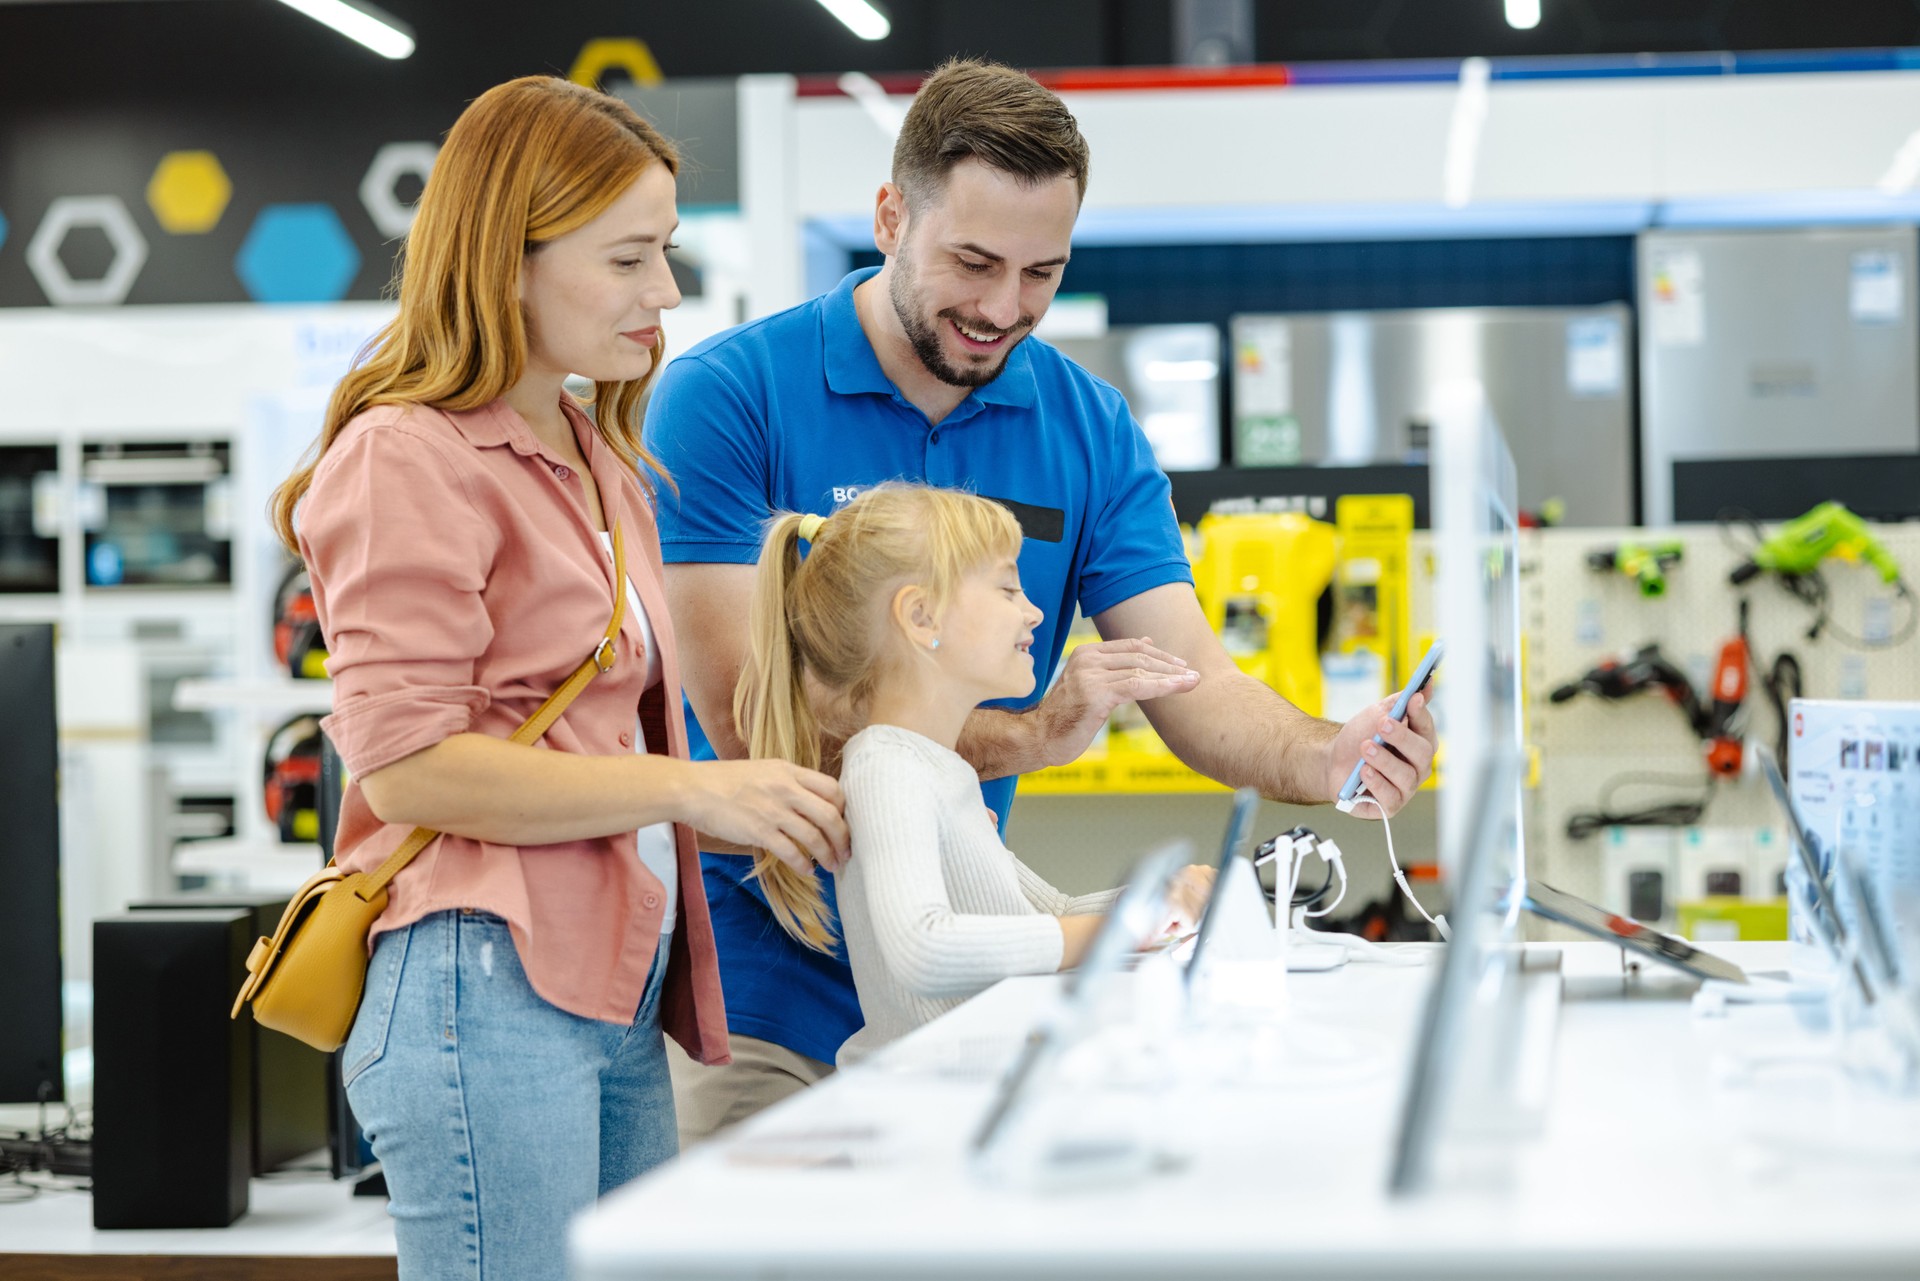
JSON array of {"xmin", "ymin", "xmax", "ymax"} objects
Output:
[{"xmin": 681, "ymin": 758, "xmax": 850, "ymax": 874}]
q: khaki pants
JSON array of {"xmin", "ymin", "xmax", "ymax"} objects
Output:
[{"xmin": 666, "ymin": 1033, "xmax": 835, "ymax": 1147}]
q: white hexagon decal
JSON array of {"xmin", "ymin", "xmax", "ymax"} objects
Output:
[
  {"xmin": 26, "ymin": 196, "xmax": 149, "ymax": 306},
  {"xmin": 359, "ymin": 142, "xmax": 439, "ymax": 240}
]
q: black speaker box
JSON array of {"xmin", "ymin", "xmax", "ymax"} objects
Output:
[
  {"xmin": 129, "ymin": 895, "xmax": 330, "ymax": 1174},
  {"xmin": 0, "ymin": 622, "xmax": 64, "ymax": 1105},
  {"xmin": 92, "ymin": 909, "xmax": 253, "ymax": 1229}
]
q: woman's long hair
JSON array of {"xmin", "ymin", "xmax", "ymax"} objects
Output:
[
  {"xmin": 735, "ymin": 484, "xmax": 1025, "ymax": 951},
  {"xmin": 270, "ymin": 76, "xmax": 678, "ymax": 550}
]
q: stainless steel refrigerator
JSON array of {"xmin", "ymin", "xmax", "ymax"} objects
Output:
[
  {"xmin": 1230, "ymin": 304, "xmax": 1636, "ymax": 526},
  {"xmin": 1637, "ymin": 226, "xmax": 1920, "ymax": 526},
  {"xmin": 1049, "ymin": 323, "xmax": 1223, "ymax": 472}
]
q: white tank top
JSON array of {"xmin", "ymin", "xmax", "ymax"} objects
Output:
[{"xmin": 600, "ymin": 531, "xmax": 676, "ymax": 934}]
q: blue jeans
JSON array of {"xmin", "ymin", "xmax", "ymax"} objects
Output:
[{"xmin": 343, "ymin": 909, "xmax": 677, "ymax": 1281}]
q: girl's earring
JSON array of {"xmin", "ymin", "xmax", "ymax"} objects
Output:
[{"xmin": 929, "ymin": 638, "xmax": 941, "ymax": 650}]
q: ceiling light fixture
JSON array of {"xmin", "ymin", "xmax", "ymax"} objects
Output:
[
  {"xmin": 1145, "ymin": 359, "xmax": 1220, "ymax": 382},
  {"xmin": 813, "ymin": 0, "xmax": 890, "ymax": 42},
  {"xmin": 837, "ymin": 72, "xmax": 906, "ymax": 138},
  {"xmin": 1505, "ymin": 0, "xmax": 1541, "ymax": 31},
  {"xmin": 1444, "ymin": 57, "xmax": 1492, "ymax": 209},
  {"xmin": 271, "ymin": 0, "xmax": 415, "ymax": 60},
  {"xmin": 1879, "ymin": 129, "xmax": 1920, "ymax": 194}
]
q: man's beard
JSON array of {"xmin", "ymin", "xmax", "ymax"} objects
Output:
[{"xmin": 889, "ymin": 256, "xmax": 1033, "ymax": 389}]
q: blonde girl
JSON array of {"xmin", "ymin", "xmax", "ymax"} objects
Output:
[
  {"xmin": 275, "ymin": 76, "xmax": 847, "ymax": 1280},
  {"xmin": 734, "ymin": 483, "xmax": 1212, "ymax": 1064}
]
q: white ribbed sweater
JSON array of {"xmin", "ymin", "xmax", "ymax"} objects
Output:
[{"xmin": 834, "ymin": 723, "xmax": 1120, "ymax": 1066}]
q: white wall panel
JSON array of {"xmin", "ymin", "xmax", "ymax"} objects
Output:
[
  {"xmin": 793, "ymin": 99, "xmax": 897, "ymax": 220},
  {"xmin": 1476, "ymin": 81, "xmax": 1664, "ymax": 203},
  {"xmin": 793, "ymin": 70, "xmax": 1920, "ymax": 219},
  {"xmin": 1654, "ymin": 73, "xmax": 1920, "ymax": 197},
  {"xmin": 1071, "ymin": 84, "xmax": 1459, "ymax": 209},
  {"xmin": 0, "ymin": 304, "xmax": 393, "ymax": 438}
]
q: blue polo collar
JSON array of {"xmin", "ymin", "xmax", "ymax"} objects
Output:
[{"xmin": 821, "ymin": 267, "xmax": 1037, "ymax": 412}]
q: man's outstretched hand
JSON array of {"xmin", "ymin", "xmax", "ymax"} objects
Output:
[{"xmin": 1032, "ymin": 637, "xmax": 1200, "ymax": 768}]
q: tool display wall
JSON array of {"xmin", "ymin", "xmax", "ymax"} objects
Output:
[
  {"xmin": 1528, "ymin": 521, "xmax": 1920, "ymax": 937},
  {"xmin": 997, "ymin": 511, "xmax": 1911, "ymax": 947}
]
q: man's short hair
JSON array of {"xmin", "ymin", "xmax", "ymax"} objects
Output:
[{"xmin": 891, "ymin": 58, "xmax": 1091, "ymax": 208}]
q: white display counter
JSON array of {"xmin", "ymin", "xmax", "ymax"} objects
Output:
[
  {"xmin": 573, "ymin": 941, "xmax": 1920, "ymax": 1280},
  {"xmin": 0, "ymin": 1173, "xmax": 394, "ymax": 1273}
]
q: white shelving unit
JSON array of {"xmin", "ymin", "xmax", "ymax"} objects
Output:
[
  {"xmin": 0, "ymin": 304, "xmax": 391, "ymax": 919},
  {"xmin": 173, "ymin": 675, "xmax": 332, "ymax": 716},
  {"xmin": 172, "ymin": 837, "xmax": 323, "ymax": 896},
  {"xmin": 169, "ymin": 675, "xmax": 335, "ymax": 890}
]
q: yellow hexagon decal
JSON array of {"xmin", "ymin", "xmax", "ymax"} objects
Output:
[
  {"xmin": 147, "ymin": 151, "xmax": 232, "ymax": 235},
  {"xmin": 569, "ymin": 38, "xmax": 663, "ymax": 91}
]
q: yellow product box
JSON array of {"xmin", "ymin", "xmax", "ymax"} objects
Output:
[{"xmin": 1676, "ymin": 897, "xmax": 1789, "ymax": 943}]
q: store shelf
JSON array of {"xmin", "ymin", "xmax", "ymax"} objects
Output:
[
  {"xmin": 173, "ymin": 836, "xmax": 323, "ymax": 895},
  {"xmin": 173, "ymin": 675, "xmax": 331, "ymax": 716},
  {"xmin": 1022, "ymin": 752, "xmax": 1230, "ymax": 796},
  {"xmin": 1018, "ymin": 743, "xmax": 1535, "ymax": 798}
]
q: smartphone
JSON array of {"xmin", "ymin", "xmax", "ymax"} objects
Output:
[{"xmin": 1336, "ymin": 639, "xmax": 1443, "ymax": 808}]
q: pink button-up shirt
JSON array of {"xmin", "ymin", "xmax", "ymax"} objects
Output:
[{"xmin": 299, "ymin": 396, "xmax": 728, "ymax": 1064}]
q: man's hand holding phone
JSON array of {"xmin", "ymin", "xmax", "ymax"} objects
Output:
[{"xmin": 1326, "ymin": 640, "xmax": 1441, "ymax": 819}]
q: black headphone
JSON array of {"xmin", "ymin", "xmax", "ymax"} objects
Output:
[
  {"xmin": 263, "ymin": 714, "xmax": 324, "ymax": 843},
  {"xmin": 272, "ymin": 561, "xmax": 328, "ymax": 680}
]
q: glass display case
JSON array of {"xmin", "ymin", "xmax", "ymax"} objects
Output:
[
  {"xmin": 0, "ymin": 444, "xmax": 60, "ymax": 593},
  {"xmin": 80, "ymin": 440, "xmax": 233, "ymax": 588}
]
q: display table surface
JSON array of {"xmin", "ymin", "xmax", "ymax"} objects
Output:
[
  {"xmin": 0, "ymin": 1172, "xmax": 395, "ymax": 1278},
  {"xmin": 572, "ymin": 941, "xmax": 1920, "ymax": 1280}
]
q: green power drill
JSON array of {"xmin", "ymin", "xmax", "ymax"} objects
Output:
[
  {"xmin": 1729, "ymin": 502, "xmax": 1901, "ymax": 586},
  {"xmin": 1588, "ymin": 540, "xmax": 1685, "ymax": 597}
]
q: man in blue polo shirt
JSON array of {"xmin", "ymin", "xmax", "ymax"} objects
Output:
[{"xmin": 645, "ymin": 59, "xmax": 1436, "ymax": 1142}]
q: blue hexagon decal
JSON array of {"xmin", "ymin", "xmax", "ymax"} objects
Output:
[
  {"xmin": 235, "ymin": 204, "xmax": 362, "ymax": 302},
  {"xmin": 0, "ymin": 208, "xmax": 8, "ymax": 252}
]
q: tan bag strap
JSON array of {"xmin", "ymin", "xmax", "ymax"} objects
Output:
[{"xmin": 352, "ymin": 520, "xmax": 629, "ymax": 904}]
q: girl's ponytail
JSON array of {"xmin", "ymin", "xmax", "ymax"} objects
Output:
[
  {"xmin": 734, "ymin": 512, "xmax": 836, "ymax": 951},
  {"xmin": 733, "ymin": 484, "xmax": 1024, "ymax": 953}
]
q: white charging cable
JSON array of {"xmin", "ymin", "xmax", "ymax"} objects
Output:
[
  {"xmin": 1304, "ymin": 837, "xmax": 1347, "ymax": 918},
  {"xmin": 1256, "ymin": 828, "xmax": 1426, "ymax": 965},
  {"xmin": 1337, "ymin": 792, "xmax": 1451, "ymax": 942},
  {"xmin": 1254, "ymin": 828, "xmax": 1346, "ymax": 916}
]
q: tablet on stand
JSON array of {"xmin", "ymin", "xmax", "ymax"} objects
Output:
[{"xmin": 969, "ymin": 842, "xmax": 1188, "ymax": 1190}]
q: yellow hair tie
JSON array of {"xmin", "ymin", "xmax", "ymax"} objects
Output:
[{"xmin": 797, "ymin": 513, "xmax": 827, "ymax": 544}]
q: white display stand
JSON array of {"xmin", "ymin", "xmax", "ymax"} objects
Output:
[
  {"xmin": 1189, "ymin": 850, "xmax": 1354, "ymax": 1012},
  {"xmin": 572, "ymin": 941, "xmax": 1920, "ymax": 1280},
  {"xmin": 1183, "ymin": 854, "xmax": 1289, "ymax": 1014}
]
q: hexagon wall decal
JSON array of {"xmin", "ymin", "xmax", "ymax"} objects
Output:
[
  {"xmin": 147, "ymin": 150, "xmax": 232, "ymax": 234},
  {"xmin": 359, "ymin": 141, "xmax": 438, "ymax": 240},
  {"xmin": 235, "ymin": 204, "xmax": 362, "ymax": 303},
  {"xmin": 568, "ymin": 38, "xmax": 663, "ymax": 90},
  {"xmin": 26, "ymin": 196, "xmax": 149, "ymax": 305}
]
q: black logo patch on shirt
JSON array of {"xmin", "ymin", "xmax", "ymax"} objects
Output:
[{"xmin": 979, "ymin": 495, "xmax": 1065, "ymax": 544}]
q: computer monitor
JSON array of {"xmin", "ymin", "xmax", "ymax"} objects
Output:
[
  {"xmin": 1388, "ymin": 749, "xmax": 1521, "ymax": 1196},
  {"xmin": 1431, "ymin": 378, "xmax": 1526, "ymax": 899},
  {"xmin": 1389, "ymin": 383, "xmax": 1539, "ymax": 1194},
  {"xmin": 0, "ymin": 623, "xmax": 65, "ymax": 1103}
]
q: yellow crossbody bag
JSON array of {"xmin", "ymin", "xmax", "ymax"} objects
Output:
[{"xmin": 232, "ymin": 522, "xmax": 629, "ymax": 1052}]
